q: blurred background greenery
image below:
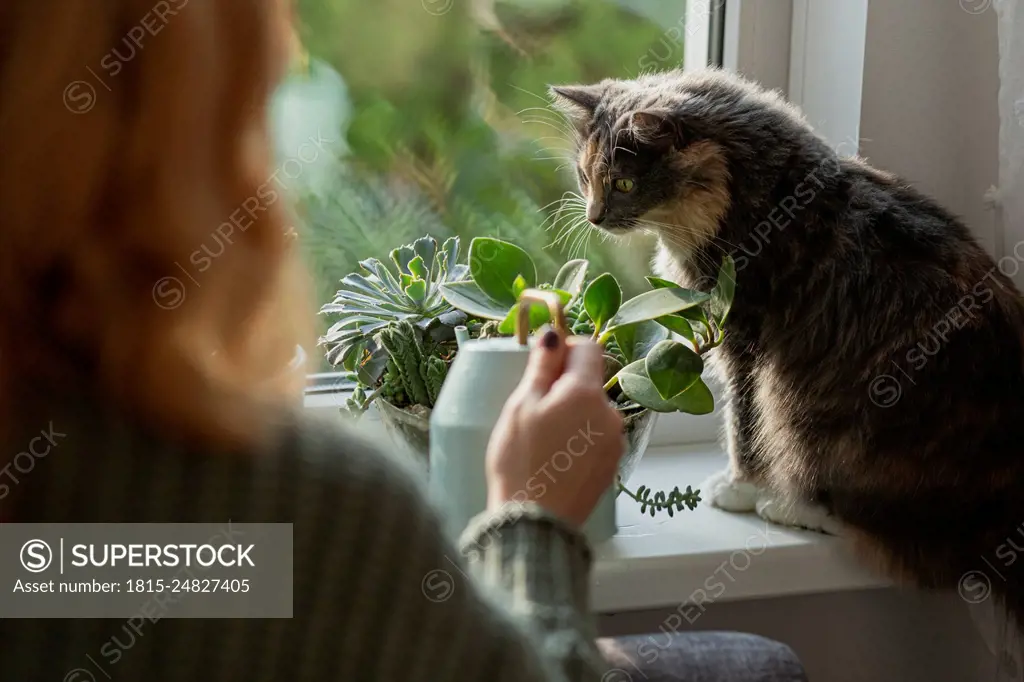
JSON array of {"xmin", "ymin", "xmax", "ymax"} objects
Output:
[{"xmin": 276, "ymin": 0, "xmax": 695, "ymax": 371}]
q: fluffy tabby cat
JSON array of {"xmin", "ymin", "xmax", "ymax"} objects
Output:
[{"xmin": 550, "ymin": 68, "xmax": 1024, "ymax": 625}]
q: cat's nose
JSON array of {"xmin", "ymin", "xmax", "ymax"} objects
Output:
[{"xmin": 587, "ymin": 203, "xmax": 606, "ymax": 225}]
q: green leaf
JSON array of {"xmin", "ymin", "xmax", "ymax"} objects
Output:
[
  {"xmin": 497, "ymin": 289, "xmax": 572, "ymax": 335},
  {"xmin": 340, "ymin": 273, "xmax": 390, "ymax": 300},
  {"xmin": 390, "ymin": 246, "xmax": 416, "ymax": 275},
  {"xmin": 356, "ymin": 348, "xmax": 389, "ymax": 386},
  {"xmin": 408, "ymin": 255, "xmax": 427, "ymax": 280},
  {"xmin": 583, "ymin": 273, "xmax": 622, "ymax": 331},
  {"xmin": 656, "ymin": 315, "xmax": 695, "ymax": 342},
  {"xmin": 447, "ymin": 264, "xmax": 470, "ymax": 282},
  {"xmin": 645, "ymin": 340, "xmax": 703, "ymax": 400},
  {"xmin": 359, "ymin": 258, "xmax": 404, "ymax": 294},
  {"xmin": 645, "ymin": 276, "xmax": 679, "ymax": 289},
  {"xmin": 679, "ymin": 308, "xmax": 711, "ymax": 341},
  {"xmin": 412, "ymin": 236, "xmax": 438, "ymax": 278},
  {"xmin": 614, "ymin": 320, "xmax": 669, "ymax": 364},
  {"xmin": 439, "ymin": 281, "xmax": 510, "ymax": 320},
  {"xmin": 605, "ymin": 288, "xmax": 711, "ymax": 333},
  {"xmin": 710, "ymin": 254, "xmax": 736, "ymax": 327},
  {"xmin": 404, "ymin": 278, "xmax": 427, "ymax": 303},
  {"xmin": 468, "ymin": 237, "xmax": 537, "ymax": 306},
  {"xmin": 670, "ymin": 378, "xmax": 716, "ymax": 415},
  {"xmin": 438, "ymin": 236, "xmax": 461, "ymax": 280},
  {"xmin": 614, "ymin": 361, "xmax": 679, "ymax": 413},
  {"xmin": 340, "ymin": 342, "xmax": 365, "ymax": 372},
  {"xmin": 553, "ymin": 259, "xmax": 589, "ymax": 300},
  {"xmin": 614, "ymin": 361, "xmax": 715, "ymax": 414},
  {"xmin": 512, "ymin": 274, "xmax": 528, "ymax": 299}
]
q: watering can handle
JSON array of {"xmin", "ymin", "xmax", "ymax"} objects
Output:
[{"xmin": 516, "ymin": 289, "xmax": 570, "ymax": 346}]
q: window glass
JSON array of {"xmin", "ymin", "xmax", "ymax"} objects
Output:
[{"xmin": 279, "ymin": 0, "xmax": 710, "ymax": 372}]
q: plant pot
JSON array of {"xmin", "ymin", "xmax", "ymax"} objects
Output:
[
  {"xmin": 374, "ymin": 397, "xmax": 431, "ymax": 464},
  {"xmin": 619, "ymin": 409, "xmax": 659, "ymax": 485}
]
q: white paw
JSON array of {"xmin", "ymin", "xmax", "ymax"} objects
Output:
[
  {"xmin": 700, "ymin": 469, "xmax": 760, "ymax": 512},
  {"xmin": 755, "ymin": 494, "xmax": 843, "ymax": 536}
]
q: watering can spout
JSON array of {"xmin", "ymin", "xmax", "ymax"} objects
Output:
[{"xmin": 454, "ymin": 325, "xmax": 470, "ymax": 349}]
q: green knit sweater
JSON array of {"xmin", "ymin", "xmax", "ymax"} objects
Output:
[{"xmin": 0, "ymin": 399, "xmax": 608, "ymax": 681}]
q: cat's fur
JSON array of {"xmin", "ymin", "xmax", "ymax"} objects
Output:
[{"xmin": 551, "ymin": 68, "xmax": 1024, "ymax": 625}]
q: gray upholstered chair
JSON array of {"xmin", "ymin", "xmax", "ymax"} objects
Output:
[{"xmin": 598, "ymin": 632, "xmax": 808, "ymax": 682}]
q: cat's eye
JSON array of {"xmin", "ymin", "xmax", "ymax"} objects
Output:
[{"xmin": 614, "ymin": 178, "xmax": 635, "ymax": 193}]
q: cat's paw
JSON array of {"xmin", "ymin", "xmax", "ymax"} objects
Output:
[
  {"xmin": 755, "ymin": 495, "xmax": 843, "ymax": 536},
  {"xmin": 700, "ymin": 468, "xmax": 760, "ymax": 512}
]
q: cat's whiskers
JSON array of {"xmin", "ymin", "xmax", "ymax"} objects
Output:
[
  {"xmin": 569, "ymin": 223, "xmax": 595, "ymax": 260},
  {"xmin": 537, "ymin": 192, "xmax": 584, "ymax": 214},
  {"xmin": 531, "ymin": 140, "xmax": 576, "ymax": 161},
  {"xmin": 541, "ymin": 196, "xmax": 586, "ymax": 235},
  {"xmin": 519, "ymin": 111, "xmax": 581, "ymax": 146},
  {"xmin": 508, "ymin": 84, "xmax": 555, "ymax": 105},
  {"xmin": 547, "ymin": 204, "xmax": 588, "ymax": 251},
  {"xmin": 556, "ymin": 222, "xmax": 589, "ymax": 257}
]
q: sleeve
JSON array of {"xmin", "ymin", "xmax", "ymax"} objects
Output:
[{"xmin": 284, "ymin": 419, "xmax": 610, "ymax": 682}]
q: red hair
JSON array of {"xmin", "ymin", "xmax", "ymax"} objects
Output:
[{"xmin": 0, "ymin": 0, "xmax": 313, "ymax": 447}]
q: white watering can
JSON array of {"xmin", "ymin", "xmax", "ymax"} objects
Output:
[{"xmin": 429, "ymin": 290, "xmax": 618, "ymax": 545}]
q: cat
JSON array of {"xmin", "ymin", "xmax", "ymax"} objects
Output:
[{"xmin": 549, "ymin": 67, "xmax": 1024, "ymax": 628}]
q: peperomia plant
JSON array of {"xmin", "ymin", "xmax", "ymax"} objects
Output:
[
  {"xmin": 439, "ymin": 237, "xmax": 735, "ymax": 414},
  {"xmin": 439, "ymin": 237, "xmax": 737, "ymax": 517}
]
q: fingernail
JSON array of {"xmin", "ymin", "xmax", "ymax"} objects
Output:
[{"xmin": 541, "ymin": 330, "xmax": 559, "ymax": 350}]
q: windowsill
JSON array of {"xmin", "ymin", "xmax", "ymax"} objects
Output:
[{"xmin": 594, "ymin": 444, "xmax": 889, "ymax": 613}]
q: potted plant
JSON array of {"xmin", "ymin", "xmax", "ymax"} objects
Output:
[
  {"xmin": 320, "ymin": 234, "xmax": 735, "ymax": 517},
  {"xmin": 318, "ymin": 235, "xmax": 471, "ymax": 459},
  {"xmin": 440, "ymin": 237, "xmax": 735, "ymax": 517}
]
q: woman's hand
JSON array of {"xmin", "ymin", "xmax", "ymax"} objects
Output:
[{"xmin": 485, "ymin": 330, "xmax": 625, "ymax": 527}]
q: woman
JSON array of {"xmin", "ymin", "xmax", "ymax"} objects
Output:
[
  {"xmin": 0, "ymin": 2, "xmax": 806, "ymax": 681},
  {"xmin": 0, "ymin": 1, "xmax": 620, "ymax": 679}
]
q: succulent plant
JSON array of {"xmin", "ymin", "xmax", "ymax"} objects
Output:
[
  {"xmin": 378, "ymin": 320, "xmax": 449, "ymax": 408},
  {"xmin": 319, "ymin": 235, "xmax": 470, "ymax": 390}
]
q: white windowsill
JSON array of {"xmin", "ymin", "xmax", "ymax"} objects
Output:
[{"xmin": 593, "ymin": 444, "xmax": 889, "ymax": 613}]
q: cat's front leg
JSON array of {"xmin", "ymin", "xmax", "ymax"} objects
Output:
[{"xmin": 701, "ymin": 367, "xmax": 763, "ymax": 512}]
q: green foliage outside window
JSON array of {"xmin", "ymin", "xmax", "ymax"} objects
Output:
[{"xmin": 279, "ymin": 0, "xmax": 693, "ymax": 370}]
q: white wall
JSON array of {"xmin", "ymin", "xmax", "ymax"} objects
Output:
[{"xmin": 859, "ymin": 0, "xmax": 1000, "ymax": 254}]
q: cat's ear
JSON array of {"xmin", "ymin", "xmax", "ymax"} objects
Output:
[
  {"xmin": 629, "ymin": 110, "xmax": 677, "ymax": 150},
  {"xmin": 549, "ymin": 84, "xmax": 603, "ymax": 118}
]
